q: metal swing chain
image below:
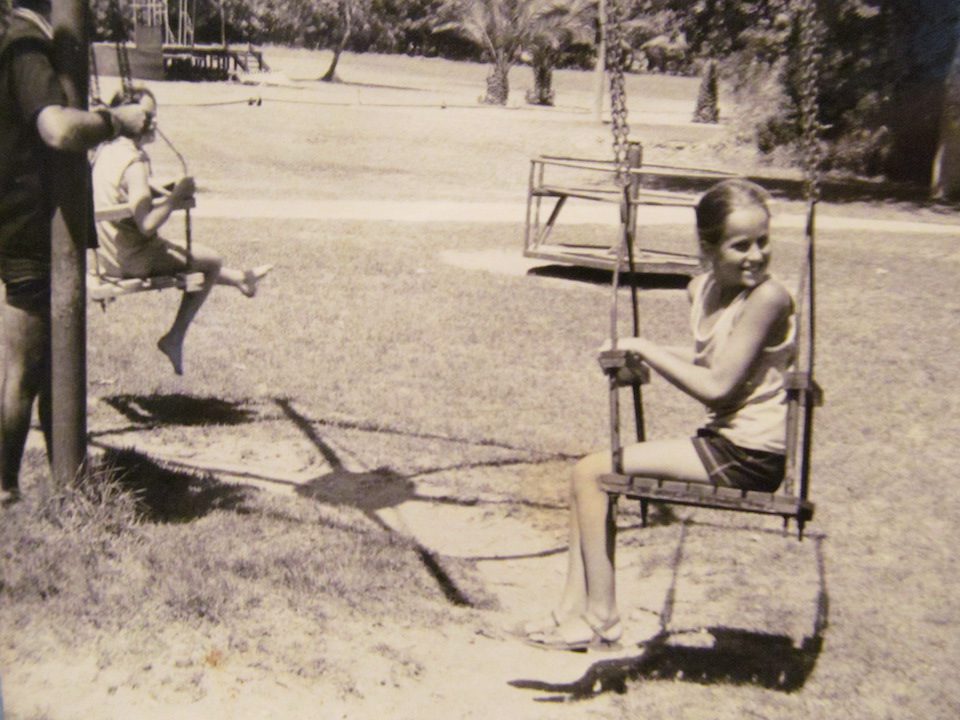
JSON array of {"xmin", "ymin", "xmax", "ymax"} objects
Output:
[
  {"xmin": 795, "ymin": 0, "xmax": 822, "ymax": 363},
  {"xmin": 605, "ymin": 0, "xmax": 631, "ymax": 186},
  {"xmin": 107, "ymin": 0, "xmax": 134, "ymax": 99},
  {"xmin": 783, "ymin": 0, "xmax": 823, "ymax": 499},
  {"xmin": 797, "ymin": 0, "xmax": 824, "ymax": 204},
  {"xmin": 89, "ymin": 4, "xmax": 102, "ymax": 107}
]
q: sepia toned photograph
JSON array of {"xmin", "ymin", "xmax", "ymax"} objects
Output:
[{"xmin": 1, "ymin": 0, "xmax": 958, "ymax": 717}]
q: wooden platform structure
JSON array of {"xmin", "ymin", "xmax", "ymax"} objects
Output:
[
  {"xmin": 162, "ymin": 43, "xmax": 268, "ymax": 81},
  {"xmin": 92, "ymin": 42, "xmax": 268, "ymax": 83},
  {"xmin": 524, "ymin": 154, "xmax": 734, "ymax": 276}
]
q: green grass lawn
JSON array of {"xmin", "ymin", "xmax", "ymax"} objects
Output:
[{"xmin": 2, "ymin": 49, "xmax": 959, "ymax": 720}]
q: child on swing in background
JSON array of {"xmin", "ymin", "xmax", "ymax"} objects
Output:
[
  {"xmin": 520, "ymin": 178, "xmax": 795, "ymax": 651},
  {"xmin": 92, "ymin": 86, "xmax": 272, "ymax": 376}
]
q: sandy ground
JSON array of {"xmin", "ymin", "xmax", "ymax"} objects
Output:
[{"xmin": 5, "ymin": 396, "xmax": 823, "ymax": 720}]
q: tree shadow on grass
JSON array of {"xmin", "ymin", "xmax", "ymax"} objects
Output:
[
  {"xmin": 510, "ymin": 526, "xmax": 829, "ymax": 701},
  {"xmin": 101, "ymin": 447, "xmax": 253, "ymax": 523},
  {"xmin": 642, "ymin": 171, "xmax": 960, "ymax": 209},
  {"xmin": 101, "ymin": 393, "xmax": 257, "ymax": 427}
]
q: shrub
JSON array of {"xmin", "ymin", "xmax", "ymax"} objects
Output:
[{"xmin": 693, "ymin": 60, "xmax": 719, "ymax": 123}]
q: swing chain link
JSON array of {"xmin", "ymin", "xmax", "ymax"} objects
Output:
[
  {"xmin": 108, "ymin": 0, "xmax": 134, "ymax": 100},
  {"xmin": 605, "ymin": 0, "xmax": 631, "ymax": 186},
  {"xmin": 797, "ymin": 0, "xmax": 823, "ymax": 203}
]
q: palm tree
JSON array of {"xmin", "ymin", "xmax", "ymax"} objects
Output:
[
  {"xmin": 437, "ymin": 0, "xmax": 586, "ymax": 105},
  {"xmin": 526, "ymin": 0, "xmax": 595, "ymax": 106}
]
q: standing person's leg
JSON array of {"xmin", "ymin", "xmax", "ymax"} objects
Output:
[{"xmin": 1, "ymin": 291, "xmax": 50, "ymax": 500}]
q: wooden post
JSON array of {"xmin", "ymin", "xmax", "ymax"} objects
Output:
[{"xmin": 50, "ymin": 0, "xmax": 90, "ymax": 487}]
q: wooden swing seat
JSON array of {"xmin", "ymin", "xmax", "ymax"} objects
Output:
[
  {"xmin": 90, "ymin": 195, "xmax": 201, "ymax": 305},
  {"xmin": 599, "ymin": 474, "xmax": 815, "ymax": 525},
  {"xmin": 87, "ymin": 271, "xmax": 205, "ymax": 302},
  {"xmin": 598, "ymin": 349, "xmax": 823, "ymax": 538}
]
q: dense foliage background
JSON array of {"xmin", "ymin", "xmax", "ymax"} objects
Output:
[{"xmin": 90, "ymin": 0, "xmax": 960, "ymax": 183}]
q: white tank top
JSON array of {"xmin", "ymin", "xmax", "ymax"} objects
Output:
[
  {"xmin": 91, "ymin": 138, "xmax": 151, "ymax": 276},
  {"xmin": 690, "ymin": 272, "xmax": 795, "ymax": 453}
]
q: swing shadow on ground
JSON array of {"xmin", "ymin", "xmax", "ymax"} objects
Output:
[
  {"xmin": 527, "ymin": 265, "xmax": 691, "ymax": 290},
  {"xmin": 278, "ymin": 397, "xmax": 581, "ymax": 607},
  {"xmin": 101, "ymin": 393, "xmax": 257, "ymax": 427},
  {"xmin": 91, "ymin": 392, "xmax": 582, "ymax": 606},
  {"xmin": 509, "ymin": 524, "xmax": 829, "ymax": 701}
]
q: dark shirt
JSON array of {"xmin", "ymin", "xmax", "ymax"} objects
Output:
[{"xmin": 0, "ymin": 12, "xmax": 66, "ymax": 278}]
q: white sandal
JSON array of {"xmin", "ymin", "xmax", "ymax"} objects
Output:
[{"xmin": 524, "ymin": 612, "xmax": 623, "ymax": 652}]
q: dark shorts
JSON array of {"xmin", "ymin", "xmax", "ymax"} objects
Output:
[
  {"xmin": 1, "ymin": 255, "xmax": 50, "ymax": 313},
  {"xmin": 2, "ymin": 276, "xmax": 50, "ymax": 313},
  {"xmin": 691, "ymin": 428, "xmax": 785, "ymax": 493}
]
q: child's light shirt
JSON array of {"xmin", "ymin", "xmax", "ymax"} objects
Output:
[
  {"xmin": 690, "ymin": 272, "xmax": 795, "ymax": 454},
  {"xmin": 92, "ymin": 137, "xmax": 151, "ymax": 276}
]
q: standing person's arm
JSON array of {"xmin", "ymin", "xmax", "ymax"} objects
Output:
[
  {"xmin": 36, "ymin": 104, "xmax": 148, "ymax": 152},
  {"xmin": 8, "ymin": 43, "xmax": 147, "ymax": 152}
]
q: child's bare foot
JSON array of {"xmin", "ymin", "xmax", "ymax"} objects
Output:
[
  {"xmin": 157, "ymin": 334, "xmax": 184, "ymax": 375},
  {"xmin": 239, "ymin": 264, "xmax": 274, "ymax": 298}
]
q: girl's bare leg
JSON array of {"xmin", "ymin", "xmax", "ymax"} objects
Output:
[
  {"xmin": 537, "ymin": 438, "xmax": 710, "ymax": 639},
  {"xmin": 216, "ymin": 264, "xmax": 273, "ymax": 298},
  {"xmin": 157, "ymin": 244, "xmax": 221, "ymax": 375}
]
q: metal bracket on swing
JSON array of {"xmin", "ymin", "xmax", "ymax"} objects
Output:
[{"xmin": 598, "ymin": 350, "xmax": 651, "ymax": 387}]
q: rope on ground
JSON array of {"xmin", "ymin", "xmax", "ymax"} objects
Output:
[{"xmin": 160, "ymin": 96, "xmax": 593, "ymax": 113}]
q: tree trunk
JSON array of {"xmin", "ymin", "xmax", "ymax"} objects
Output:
[
  {"xmin": 885, "ymin": 1, "xmax": 959, "ymax": 184},
  {"xmin": 482, "ymin": 55, "xmax": 510, "ymax": 105},
  {"xmin": 321, "ymin": 1, "xmax": 353, "ymax": 83},
  {"xmin": 321, "ymin": 45, "xmax": 344, "ymax": 82},
  {"xmin": 932, "ymin": 31, "xmax": 960, "ymax": 199},
  {"xmin": 693, "ymin": 60, "xmax": 719, "ymax": 123},
  {"xmin": 530, "ymin": 59, "xmax": 555, "ymax": 106}
]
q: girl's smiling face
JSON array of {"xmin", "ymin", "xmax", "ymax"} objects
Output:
[{"xmin": 705, "ymin": 205, "xmax": 772, "ymax": 291}]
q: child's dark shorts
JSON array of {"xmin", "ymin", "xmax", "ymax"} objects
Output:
[{"xmin": 691, "ymin": 428, "xmax": 785, "ymax": 493}]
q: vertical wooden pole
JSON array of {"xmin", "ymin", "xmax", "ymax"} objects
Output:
[{"xmin": 50, "ymin": 0, "xmax": 90, "ymax": 488}]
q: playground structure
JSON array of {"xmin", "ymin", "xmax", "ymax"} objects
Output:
[
  {"xmin": 524, "ymin": 153, "xmax": 734, "ymax": 276},
  {"xmin": 92, "ymin": 0, "xmax": 268, "ymax": 82}
]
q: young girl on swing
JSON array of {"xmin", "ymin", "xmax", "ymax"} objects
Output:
[
  {"xmin": 92, "ymin": 86, "xmax": 272, "ymax": 375},
  {"xmin": 521, "ymin": 178, "xmax": 795, "ymax": 651}
]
